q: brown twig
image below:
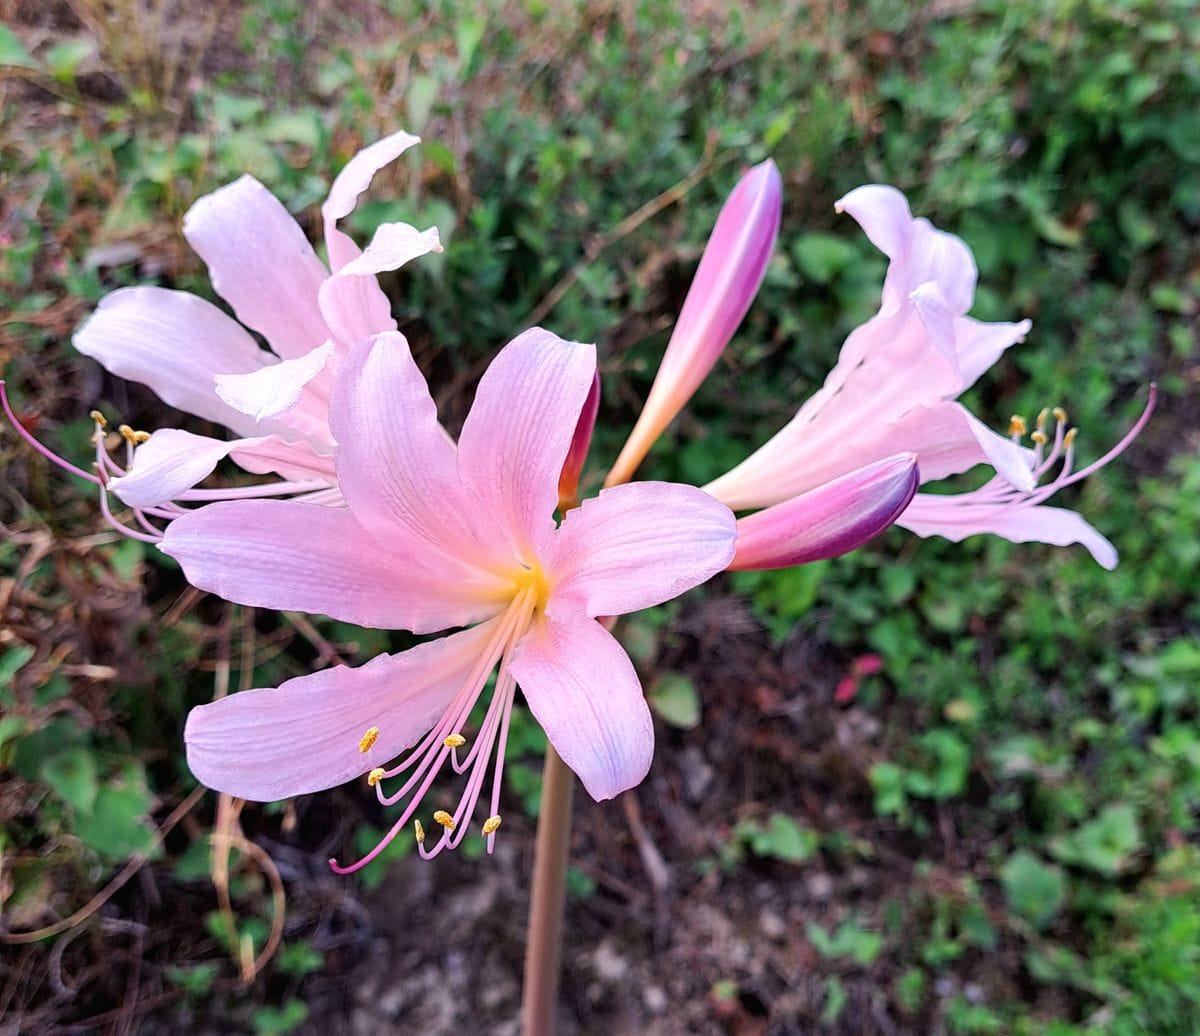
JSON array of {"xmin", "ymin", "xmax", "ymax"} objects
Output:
[
  {"xmin": 0, "ymin": 786, "xmax": 205, "ymax": 945},
  {"xmin": 522, "ymin": 132, "xmax": 728, "ymax": 328}
]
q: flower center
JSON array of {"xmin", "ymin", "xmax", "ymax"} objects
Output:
[{"xmin": 511, "ymin": 562, "xmax": 552, "ymax": 614}]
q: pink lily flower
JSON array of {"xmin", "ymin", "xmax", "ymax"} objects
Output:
[
  {"xmin": 702, "ymin": 185, "xmax": 1149, "ymax": 567},
  {"xmin": 606, "ymin": 160, "xmax": 782, "ymax": 487},
  {"xmin": 159, "ymin": 328, "xmax": 736, "ymax": 868},
  {"xmin": 69, "ymin": 130, "xmax": 441, "ymax": 524}
]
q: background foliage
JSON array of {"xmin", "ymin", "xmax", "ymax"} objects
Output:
[{"xmin": 1, "ymin": 0, "xmax": 1198, "ymax": 1032}]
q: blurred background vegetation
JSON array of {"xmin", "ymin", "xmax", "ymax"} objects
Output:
[{"xmin": 1, "ymin": 0, "xmax": 1197, "ymax": 1032}]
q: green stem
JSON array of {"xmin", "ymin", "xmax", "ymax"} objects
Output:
[{"xmin": 521, "ymin": 743, "xmax": 575, "ymax": 1036}]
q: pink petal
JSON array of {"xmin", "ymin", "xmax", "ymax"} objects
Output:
[
  {"xmin": 883, "ymin": 403, "xmax": 1035, "ymax": 492},
  {"xmin": 328, "ymin": 331, "xmax": 509, "ymax": 569},
  {"xmin": 214, "ymin": 342, "xmax": 334, "ymax": 424},
  {"xmin": 835, "ymin": 185, "xmax": 977, "ymax": 316},
  {"xmin": 161, "ymin": 500, "xmax": 507, "ymax": 632},
  {"xmin": 229, "ymin": 437, "xmax": 336, "ymax": 483},
  {"xmin": 322, "ymin": 130, "xmax": 421, "ymax": 271},
  {"xmin": 317, "ymin": 223, "xmax": 441, "ymax": 345},
  {"xmin": 510, "ymin": 615, "xmax": 653, "ymax": 801},
  {"xmin": 183, "ymin": 175, "xmax": 330, "ymax": 360},
  {"xmin": 729, "ymin": 454, "xmax": 919, "ymax": 570},
  {"xmin": 955, "ymin": 317, "xmax": 1032, "ymax": 390},
  {"xmin": 73, "ymin": 287, "xmax": 271, "ymax": 435},
  {"xmin": 185, "ymin": 621, "xmax": 496, "ymax": 800},
  {"xmin": 898, "ymin": 496, "xmax": 1118, "ymax": 570},
  {"xmin": 110, "ymin": 429, "xmax": 269, "ymax": 508},
  {"xmin": 547, "ymin": 481, "xmax": 735, "ymax": 618},
  {"xmin": 337, "ymin": 222, "xmax": 442, "ymax": 278},
  {"xmin": 457, "ymin": 328, "xmax": 597, "ymax": 559},
  {"xmin": 609, "ymin": 161, "xmax": 781, "ymax": 483}
]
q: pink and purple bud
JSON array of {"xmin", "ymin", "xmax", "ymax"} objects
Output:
[
  {"xmin": 607, "ymin": 159, "xmax": 783, "ymax": 487},
  {"xmin": 558, "ymin": 370, "xmax": 600, "ymax": 512},
  {"xmin": 727, "ymin": 453, "xmax": 919, "ymax": 571}
]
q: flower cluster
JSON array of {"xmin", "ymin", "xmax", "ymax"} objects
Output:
[{"xmin": 2, "ymin": 131, "xmax": 1150, "ymax": 868}]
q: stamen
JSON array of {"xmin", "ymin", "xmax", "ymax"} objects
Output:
[
  {"xmin": 89, "ymin": 409, "xmax": 107, "ymax": 428},
  {"xmin": 433, "ymin": 810, "xmax": 456, "ymax": 830},
  {"xmin": 414, "ymin": 819, "xmax": 425, "ymax": 844},
  {"xmin": 1031, "ymin": 430, "xmax": 1048, "ymax": 446},
  {"xmin": 1, "ymin": 381, "xmax": 102, "ymax": 485},
  {"xmin": 482, "ymin": 815, "xmax": 502, "ymax": 835},
  {"xmin": 1036, "ymin": 407, "xmax": 1049, "ymax": 431},
  {"xmin": 366, "ymin": 767, "xmax": 385, "ymax": 787},
  {"xmin": 1052, "ymin": 406, "xmax": 1068, "ymax": 424},
  {"xmin": 358, "ymin": 726, "xmax": 380, "ymax": 753},
  {"xmin": 443, "ymin": 733, "xmax": 466, "ymax": 748},
  {"xmin": 1064, "ymin": 427, "xmax": 1078, "ymax": 448},
  {"xmin": 1008, "ymin": 415, "xmax": 1027, "ymax": 438}
]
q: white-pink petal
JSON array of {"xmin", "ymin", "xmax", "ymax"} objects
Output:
[
  {"xmin": 161, "ymin": 500, "xmax": 509, "ymax": 632},
  {"xmin": 110, "ymin": 428, "xmax": 269, "ymax": 508},
  {"xmin": 897, "ymin": 496, "xmax": 1118, "ymax": 570},
  {"xmin": 229, "ymin": 437, "xmax": 337, "ymax": 484},
  {"xmin": 183, "ymin": 175, "xmax": 331, "ymax": 360},
  {"xmin": 73, "ymin": 287, "xmax": 271, "ymax": 435},
  {"xmin": 883, "ymin": 403, "xmax": 1035, "ymax": 492},
  {"xmin": 316, "ymin": 223, "xmax": 440, "ymax": 346},
  {"xmin": 214, "ymin": 342, "xmax": 334, "ymax": 424},
  {"xmin": 835, "ymin": 185, "xmax": 977, "ymax": 316},
  {"xmin": 457, "ymin": 328, "xmax": 597, "ymax": 560},
  {"xmin": 510, "ymin": 615, "xmax": 654, "ymax": 802},
  {"xmin": 185, "ymin": 620, "xmax": 497, "ymax": 801},
  {"xmin": 547, "ymin": 481, "xmax": 735, "ymax": 619},
  {"xmin": 322, "ymin": 130, "xmax": 421, "ymax": 271}
]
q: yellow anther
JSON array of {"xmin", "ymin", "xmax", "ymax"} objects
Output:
[
  {"xmin": 132, "ymin": 429, "xmax": 151, "ymax": 445},
  {"xmin": 1064, "ymin": 427, "xmax": 1078, "ymax": 448},
  {"xmin": 414, "ymin": 819, "xmax": 426, "ymax": 844},
  {"xmin": 358, "ymin": 725, "xmax": 379, "ymax": 753},
  {"xmin": 366, "ymin": 767, "xmax": 385, "ymax": 786},
  {"xmin": 89, "ymin": 409, "xmax": 107, "ymax": 428},
  {"xmin": 118, "ymin": 424, "xmax": 138, "ymax": 445},
  {"xmin": 1008, "ymin": 415, "xmax": 1027, "ymax": 437},
  {"xmin": 443, "ymin": 733, "xmax": 467, "ymax": 749},
  {"xmin": 1036, "ymin": 407, "xmax": 1049, "ymax": 430},
  {"xmin": 433, "ymin": 810, "xmax": 456, "ymax": 830},
  {"xmin": 1052, "ymin": 406, "xmax": 1068, "ymax": 424},
  {"xmin": 1031, "ymin": 430, "xmax": 1048, "ymax": 446},
  {"xmin": 482, "ymin": 815, "xmax": 502, "ymax": 836}
]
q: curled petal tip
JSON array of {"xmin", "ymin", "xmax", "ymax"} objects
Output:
[{"xmin": 728, "ymin": 453, "xmax": 919, "ymax": 571}]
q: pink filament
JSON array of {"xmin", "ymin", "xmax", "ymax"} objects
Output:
[{"xmin": 329, "ymin": 591, "xmax": 535, "ymax": 874}]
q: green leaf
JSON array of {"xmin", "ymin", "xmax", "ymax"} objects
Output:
[
  {"xmin": 41, "ymin": 747, "xmax": 99, "ymax": 815},
  {"xmin": 0, "ymin": 26, "xmax": 38, "ymax": 69},
  {"xmin": 44, "ymin": 38, "xmax": 94, "ymax": 81},
  {"xmin": 73, "ymin": 769, "xmax": 157, "ymax": 861},
  {"xmin": 1000, "ymin": 850, "xmax": 1065, "ymax": 930},
  {"xmin": 1049, "ymin": 803, "xmax": 1142, "ymax": 877},
  {"xmin": 793, "ymin": 233, "xmax": 857, "ymax": 284},
  {"xmin": 648, "ymin": 672, "xmax": 700, "ymax": 729},
  {"xmin": 275, "ymin": 942, "xmax": 324, "ymax": 978},
  {"xmin": 738, "ymin": 813, "xmax": 819, "ymax": 863}
]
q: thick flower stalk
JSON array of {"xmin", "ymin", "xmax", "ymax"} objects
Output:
[
  {"xmin": 697, "ymin": 185, "xmax": 1151, "ymax": 567},
  {"xmin": 4, "ymin": 131, "xmax": 441, "ymax": 542},
  {"xmin": 160, "ymin": 329, "xmax": 736, "ymax": 868}
]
